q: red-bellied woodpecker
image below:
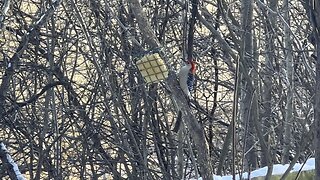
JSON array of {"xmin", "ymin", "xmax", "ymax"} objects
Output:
[{"xmin": 178, "ymin": 60, "xmax": 196, "ymax": 98}]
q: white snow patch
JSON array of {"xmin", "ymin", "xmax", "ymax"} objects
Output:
[{"xmin": 191, "ymin": 158, "xmax": 315, "ymax": 180}]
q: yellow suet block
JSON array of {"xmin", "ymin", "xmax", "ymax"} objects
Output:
[{"xmin": 136, "ymin": 53, "xmax": 169, "ymax": 83}]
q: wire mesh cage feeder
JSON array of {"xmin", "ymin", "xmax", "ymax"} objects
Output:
[{"xmin": 136, "ymin": 53, "xmax": 169, "ymax": 83}]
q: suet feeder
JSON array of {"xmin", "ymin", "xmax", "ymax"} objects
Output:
[{"xmin": 136, "ymin": 53, "xmax": 169, "ymax": 83}]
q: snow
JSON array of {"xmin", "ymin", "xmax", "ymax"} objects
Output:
[
  {"xmin": 192, "ymin": 158, "xmax": 315, "ymax": 180},
  {"xmin": 0, "ymin": 142, "xmax": 26, "ymax": 180}
]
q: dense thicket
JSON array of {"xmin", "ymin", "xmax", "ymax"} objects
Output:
[{"xmin": 0, "ymin": 0, "xmax": 317, "ymax": 179}]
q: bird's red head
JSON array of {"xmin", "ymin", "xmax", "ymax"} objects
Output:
[{"xmin": 189, "ymin": 60, "xmax": 196, "ymax": 74}]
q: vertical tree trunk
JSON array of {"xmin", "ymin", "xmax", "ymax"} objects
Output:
[
  {"xmin": 240, "ymin": 0, "xmax": 257, "ymax": 170},
  {"xmin": 315, "ymin": 35, "xmax": 320, "ymax": 180},
  {"xmin": 314, "ymin": 4, "xmax": 320, "ymax": 180},
  {"xmin": 282, "ymin": 0, "xmax": 294, "ymax": 164},
  {"xmin": 311, "ymin": 0, "xmax": 320, "ymax": 179},
  {"xmin": 261, "ymin": 0, "xmax": 277, "ymax": 167}
]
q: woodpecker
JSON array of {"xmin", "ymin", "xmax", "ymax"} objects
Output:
[{"xmin": 178, "ymin": 60, "xmax": 196, "ymax": 98}]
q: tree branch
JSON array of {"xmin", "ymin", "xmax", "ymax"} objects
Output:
[
  {"xmin": 0, "ymin": 142, "xmax": 25, "ymax": 180},
  {"xmin": 0, "ymin": 0, "xmax": 62, "ymax": 117},
  {"xmin": 3, "ymin": 81, "xmax": 66, "ymax": 116}
]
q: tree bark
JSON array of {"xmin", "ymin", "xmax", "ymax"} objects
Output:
[
  {"xmin": 315, "ymin": 42, "xmax": 320, "ymax": 179},
  {"xmin": 310, "ymin": 0, "xmax": 320, "ymax": 179},
  {"xmin": 259, "ymin": 0, "xmax": 277, "ymax": 168},
  {"xmin": 282, "ymin": 0, "xmax": 294, "ymax": 164},
  {"xmin": 240, "ymin": 0, "xmax": 257, "ymax": 170}
]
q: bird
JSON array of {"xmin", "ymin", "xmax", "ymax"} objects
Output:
[{"xmin": 178, "ymin": 60, "xmax": 196, "ymax": 99}]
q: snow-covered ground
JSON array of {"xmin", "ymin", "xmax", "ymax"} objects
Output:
[{"xmin": 194, "ymin": 158, "xmax": 315, "ymax": 180}]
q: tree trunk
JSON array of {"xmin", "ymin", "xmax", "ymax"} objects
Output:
[
  {"xmin": 240, "ymin": 0, "xmax": 257, "ymax": 170},
  {"xmin": 282, "ymin": 0, "xmax": 294, "ymax": 164},
  {"xmin": 315, "ymin": 36, "xmax": 320, "ymax": 180},
  {"xmin": 260, "ymin": 0, "xmax": 277, "ymax": 167},
  {"xmin": 310, "ymin": 0, "xmax": 320, "ymax": 179}
]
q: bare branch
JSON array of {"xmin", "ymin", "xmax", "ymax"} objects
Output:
[{"xmin": 0, "ymin": 142, "xmax": 25, "ymax": 180}]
